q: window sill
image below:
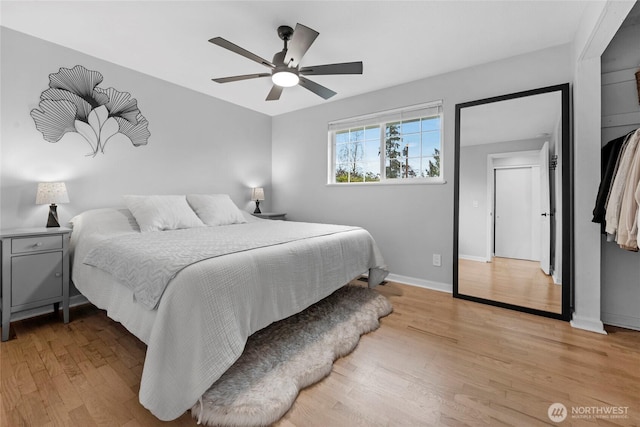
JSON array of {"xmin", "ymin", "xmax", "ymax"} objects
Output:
[{"xmin": 326, "ymin": 179, "xmax": 447, "ymax": 187}]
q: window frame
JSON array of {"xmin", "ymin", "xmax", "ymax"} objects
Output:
[{"xmin": 327, "ymin": 100, "xmax": 445, "ymax": 185}]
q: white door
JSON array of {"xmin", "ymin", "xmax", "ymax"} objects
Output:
[
  {"xmin": 494, "ymin": 167, "xmax": 533, "ymax": 260},
  {"xmin": 538, "ymin": 142, "xmax": 551, "ymax": 275}
]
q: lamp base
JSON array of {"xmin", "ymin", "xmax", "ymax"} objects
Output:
[
  {"xmin": 46, "ymin": 204, "xmax": 60, "ymax": 227},
  {"xmin": 253, "ymin": 201, "xmax": 261, "ymax": 214}
]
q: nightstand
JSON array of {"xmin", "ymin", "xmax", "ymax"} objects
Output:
[
  {"xmin": 1, "ymin": 227, "xmax": 71, "ymax": 341},
  {"xmin": 252, "ymin": 212, "xmax": 287, "ymax": 220}
]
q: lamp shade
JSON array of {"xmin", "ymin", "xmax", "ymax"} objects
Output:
[
  {"xmin": 36, "ymin": 182, "xmax": 70, "ymax": 205},
  {"xmin": 251, "ymin": 187, "xmax": 265, "ymax": 201}
]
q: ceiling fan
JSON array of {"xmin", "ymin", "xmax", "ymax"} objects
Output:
[{"xmin": 209, "ymin": 23, "xmax": 363, "ymax": 101}]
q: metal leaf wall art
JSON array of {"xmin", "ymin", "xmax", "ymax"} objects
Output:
[{"xmin": 31, "ymin": 65, "xmax": 150, "ymax": 156}]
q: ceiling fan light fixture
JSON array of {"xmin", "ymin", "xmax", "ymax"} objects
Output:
[
  {"xmin": 272, "ymin": 69, "xmax": 299, "ymax": 87},
  {"xmin": 210, "ymin": 23, "xmax": 361, "ymax": 100}
]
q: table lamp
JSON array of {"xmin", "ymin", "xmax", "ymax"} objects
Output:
[
  {"xmin": 36, "ymin": 182, "xmax": 69, "ymax": 227},
  {"xmin": 251, "ymin": 187, "xmax": 265, "ymax": 214}
]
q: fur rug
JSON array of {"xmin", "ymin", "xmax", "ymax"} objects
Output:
[{"xmin": 190, "ymin": 284, "xmax": 392, "ymax": 427}]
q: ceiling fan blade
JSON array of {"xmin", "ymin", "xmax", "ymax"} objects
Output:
[
  {"xmin": 209, "ymin": 37, "xmax": 275, "ymax": 68},
  {"xmin": 266, "ymin": 85, "xmax": 284, "ymax": 101},
  {"xmin": 212, "ymin": 73, "xmax": 271, "ymax": 83},
  {"xmin": 298, "ymin": 77, "xmax": 337, "ymax": 100},
  {"xmin": 283, "ymin": 24, "xmax": 319, "ymax": 67},
  {"xmin": 300, "ymin": 61, "xmax": 363, "ymax": 76}
]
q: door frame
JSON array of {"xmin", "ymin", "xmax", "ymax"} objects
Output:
[{"xmin": 485, "ymin": 150, "xmax": 540, "ymax": 263}]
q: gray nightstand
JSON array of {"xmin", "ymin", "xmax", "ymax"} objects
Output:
[
  {"xmin": 252, "ymin": 212, "xmax": 287, "ymax": 220},
  {"xmin": 1, "ymin": 227, "xmax": 71, "ymax": 341}
]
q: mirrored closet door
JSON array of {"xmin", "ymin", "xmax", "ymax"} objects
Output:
[{"xmin": 453, "ymin": 84, "xmax": 571, "ymax": 320}]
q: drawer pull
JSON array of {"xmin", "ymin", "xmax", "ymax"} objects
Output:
[{"xmin": 35, "ymin": 242, "xmax": 43, "ymax": 247}]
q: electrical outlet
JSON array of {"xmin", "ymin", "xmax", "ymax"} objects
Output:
[{"xmin": 432, "ymin": 254, "xmax": 441, "ymax": 267}]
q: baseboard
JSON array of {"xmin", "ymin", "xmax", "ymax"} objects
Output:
[
  {"xmin": 601, "ymin": 311, "xmax": 640, "ymax": 331},
  {"xmin": 385, "ymin": 273, "xmax": 452, "ymax": 293},
  {"xmin": 9, "ymin": 295, "xmax": 89, "ymax": 322},
  {"xmin": 458, "ymin": 254, "xmax": 489, "ymax": 263},
  {"xmin": 570, "ymin": 313, "xmax": 607, "ymax": 334}
]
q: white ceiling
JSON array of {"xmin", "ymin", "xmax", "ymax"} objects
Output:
[
  {"xmin": 460, "ymin": 90, "xmax": 562, "ymax": 146},
  {"xmin": 1, "ymin": 1, "xmax": 591, "ymax": 117}
]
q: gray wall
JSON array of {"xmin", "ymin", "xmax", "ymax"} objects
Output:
[
  {"xmin": 0, "ymin": 28, "xmax": 273, "ymax": 230},
  {"xmin": 272, "ymin": 44, "xmax": 573, "ymax": 290}
]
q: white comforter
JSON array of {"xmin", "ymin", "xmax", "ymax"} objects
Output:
[
  {"xmin": 83, "ymin": 221, "xmax": 364, "ymax": 309},
  {"xmin": 70, "ymin": 208, "xmax": 387, "ymax": 421}
]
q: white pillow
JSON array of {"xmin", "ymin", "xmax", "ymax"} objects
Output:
[
  {"xmin": 186, "ymin": 194, "xmax": 247, "ymax": 226},
  {"xmin": 123, "ymin": 195, "xmax": 205, "ymax": 232},
  {"xmin": 69, "ymin": 207, "xmax": 139, "ymax": 234}
]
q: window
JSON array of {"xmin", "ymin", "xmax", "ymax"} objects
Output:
[{"xmin": 329, "ymin": 101, "xmax": 443, "ymax": 184}]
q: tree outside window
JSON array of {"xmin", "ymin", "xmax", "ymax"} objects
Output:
[{"xmin": 335, "ymin": 126, "xmax": 380, "ymax": 182}]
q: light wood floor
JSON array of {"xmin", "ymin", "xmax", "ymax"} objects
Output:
[
  {"xmin": 2, "ymin": 281, "xmax": 638, "ymax": 426},
  {"xmin": 458, "ymin": 257, "xmax": 563, "ymax": 313}
]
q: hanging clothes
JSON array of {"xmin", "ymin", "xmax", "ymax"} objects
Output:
[
  {"xmin": 616, "ymin": 132, "xmax": 640, "ymax": 251},
  {"xmin": 592, "ymin": 130, "xmax": 634, "ymax": 228},
  {"xmin": 599, "ymin": 128, "xmax": 640, "ymax": 252},
  {"xmin": 604, "ymin": 131, "xmax": 638, "ymax": 238}
]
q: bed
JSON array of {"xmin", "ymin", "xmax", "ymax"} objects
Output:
[{"xmin": 69, "ymin": 195, "xmax": 387, "ymax": 421}]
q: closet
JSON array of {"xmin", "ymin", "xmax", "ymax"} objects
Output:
[{"xmin": 599, "ymin": 2, "xmax": 640, "ymax": 331}]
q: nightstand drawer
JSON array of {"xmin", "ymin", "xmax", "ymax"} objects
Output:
[
  {"xmin": 11, "ymin": 252, "xmax": 63, "ymax": 306},
  {"xmin": 12, "ymin": 235, "xmax": 62, "ymax": 254}
]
